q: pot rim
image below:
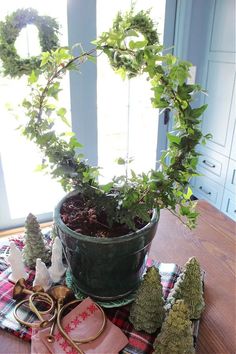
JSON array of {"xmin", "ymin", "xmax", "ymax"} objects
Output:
[{"xmin": 54, "ymin": 190, "xmax": 159, "ymax": 244}]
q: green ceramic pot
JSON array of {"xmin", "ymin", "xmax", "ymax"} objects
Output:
[{"xmin": 54, "ymin": 190, "xmax": 159, "ymax": 300}]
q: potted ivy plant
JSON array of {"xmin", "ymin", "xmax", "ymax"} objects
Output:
[{"xmin": 17, "ymin": 9, "xmax": 208, "ymax": 300}]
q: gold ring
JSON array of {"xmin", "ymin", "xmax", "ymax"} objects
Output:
[{"xmin": 57, "ymin": 299, "xmax": 106, "ymax": 353}]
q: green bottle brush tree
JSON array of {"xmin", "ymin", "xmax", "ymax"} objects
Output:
[
  {"xmin": 166, "ymin": 257, "xmax": 205, "ymax": 319},
  {"xmin": 129, "ymin": 266, "xmax": 165, "ymax": 333},
  {"xmin": 153, "ymin": 300, "xmax": 195, "ymax": 354},
  {"xmin": 23, "ymin": 213, "xmax": 51, "ymax": 269}
]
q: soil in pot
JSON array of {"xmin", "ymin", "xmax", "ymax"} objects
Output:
[{"xmin": 60, "ymin": 194, "xmax": 148, "ymax": 238}]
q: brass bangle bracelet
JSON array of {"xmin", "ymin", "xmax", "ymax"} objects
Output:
[
  {"xmin": 57, "ymin": 299, "xmax": 106, "ymax": 352},
  {"xmin": 14, "ymin": 297, "xmax": 55, "ymax": 329}
]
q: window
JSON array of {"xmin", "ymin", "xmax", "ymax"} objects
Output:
[
  {"xmin": 0, "ymin": 0, "xmax": 174, "ymax": 230},
  {"xmin": 96, "ymin": 0, "xmax": 166, "ymax": 182},
  {"xmin": 0, "ymin": 0, "xmax": 69, "ymax": 229}
]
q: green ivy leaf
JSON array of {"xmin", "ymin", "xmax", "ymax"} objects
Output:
[
  {"xmin": 57, "ymin": 108, "xmax": 71, "ymax": 127},
  {"xmin": 191, "ymin": 104, "xmax": 208, "ymax": 118},
  {"xmin": 60, "ymin": 116, "xmax": 71, "ymax": 127},
  {"xmin": 28, "ymin": 70, "xmax": 39, "ymax": 84},
  {"xmin": 116, "ymin": 157, "xmax": 126, "ymax": 165},
  {"xmin": 47, "ymin": 82, "xmax": 61, "ymax": 99},
  {"xmin": 60, "ymin": 131, "xmax": 75, "ymax": 138},
  {"xmin": 167, "ymin": 133, "xmax": 181, "ymax": 144},
  {"xmin": 165, "ymin": 54, "xmax": 177, "ymax": 65},
  {"xmin": 69, "ymin": 136, "xmax": 83, "ymax": 148},
  {"xmin": 88, "ymin": 55, "xmax": 96, "ymax": 63},
  {"xmin": 129, "ymin": 39, "xmax": 148, "ymax": 49},
  {"xmin": 54, "ymin": 47, "xmax": 72, "ymax": 64},
  {"xmin": 57, "ymin": 107, "xmax": 66, "ymax": 117},
  {"xmin": 183, "ymin": 187, "xmax": 192, "ymax": 200},
  {"xmin": 40, "ymin": 52, "xmax": 51, "ymax": 67},
  {"xmin": 177, "ymin": 85, "xmax": 192, "ymax": 100},
  {"xmin": 22, "ymin": 99, "xmax": 32, "ymax": 109},
  {"xmin": 45, "ymin": 103, "xmax": 56, "ymax": 110},
  {"xmin": 115, "ymin": 67, "xmax": 127, "ymax": 80},
  {"xmin": 126, "ymin": 29, "xmax": 139, "ymax": 37},
  {"xmin": 34, "ymin": 164, "xmax": 47, "ymax": 172},
  {"xmin": 101, "ymin": 182, "xmax": 114, "ymax": 193}
]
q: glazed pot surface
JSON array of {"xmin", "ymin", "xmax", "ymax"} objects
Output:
[{"xmin": 54, "ymin": 191, "xmax": 159, "ymax": 300}]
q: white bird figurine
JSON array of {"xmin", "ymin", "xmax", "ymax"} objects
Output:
[
  {"xmin": 7, "ymin": 242, "xmax": 28, "ymax": 283},
  {"xmin": 33, "ymin": 258, "xmax": 52, "ymax": 291},
  {"xmin": 49, "ymin": 237, "xmax": 66, "ymax": 283}
]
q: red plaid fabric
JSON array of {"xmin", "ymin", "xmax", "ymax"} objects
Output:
[
  {"xmin": 0, "ymin": 236, "xmax": 187, "ymax": 354},
  {"xmin": 0, "ymin": 266, "xmax": 34, "ymax": 341},
  {"xmin": 0, "ymin": 234, "xmax": 51, "ymax": 341}
]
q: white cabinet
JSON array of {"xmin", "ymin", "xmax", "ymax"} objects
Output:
[
  {"xmin": 191, "ymin": 0, "xmax": 236, "ymax": 221},
  {"xmin": 192, "ymin": 142, "xmax": 236, "ymax": 221},
  {"xmin": 192, "ymin": 148, "xmax": 236, "ymax": 222},
  {"xmin": 201, "ymin": 60, "xmax": 235, "ymax": 157}
]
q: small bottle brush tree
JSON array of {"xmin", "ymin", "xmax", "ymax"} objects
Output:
[
  {"xmin": 23, "ymin": 213, "xmax": 51, "ymax": 269},
  {"xmin": 153, "ymin": 300, "xmax": 195, "ymax": 354},
  {"xmin": 166, "ymin": 257, "xmax": 205, "ymax": 319},
  {"xmin": 129, "ymin": 266, "xmax": 165, "ymax": 333}
]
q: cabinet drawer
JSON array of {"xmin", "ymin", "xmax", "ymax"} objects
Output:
[
  {"xmin": 225, "ymin": 159, "xmax": 236, "ymax": 194},
  {"xmin": 221, "ymin": 190, "xmax": 236, "ymax": 222},
  {"xmin": 191, "ymin": 176, "xmax": 224, "ymax": 209},
  {"xmin": 196, "ymin": 147, "xmax": 228, "ymax": 185}
]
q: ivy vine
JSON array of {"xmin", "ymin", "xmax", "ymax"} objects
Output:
[
  {"xmin": 19, "ymin": 9, "xmax": 210, "ymax": 229},
  {"xmin": 0, "ymin": 8, "xmax": 59, "ymax": 78}
]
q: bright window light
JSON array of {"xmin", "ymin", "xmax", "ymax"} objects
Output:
[
  {"xmin": 97, "ymin": 0, "xmax": 166, "ymax": 182},
  {"xmin": 0, "ymin": 0, "xmax": 69, "ymax": 222}
]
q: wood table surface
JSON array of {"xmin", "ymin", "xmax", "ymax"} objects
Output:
[{"xmin": 0, "ymin": 200, "xmax": 235, "ymax": 354}]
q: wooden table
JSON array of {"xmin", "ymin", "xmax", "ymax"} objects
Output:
[{"xmin": 0, "ymin": 200, "xmax": 235, "ymax": 354}]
